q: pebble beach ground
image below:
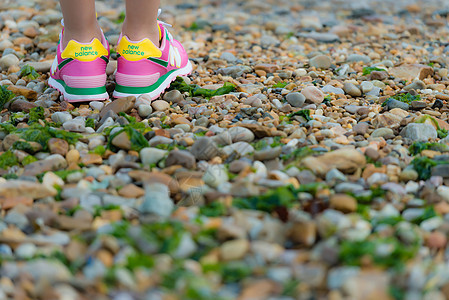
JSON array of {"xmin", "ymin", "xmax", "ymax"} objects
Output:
[{"xmin": 1, "ymin": 0, "xmax": 449, "ymax": 299}]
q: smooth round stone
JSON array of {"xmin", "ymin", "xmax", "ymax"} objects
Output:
[
  {"xmin": 371, "ymin": 128, "xmax": 394, "ymax": 138},
  {"xmin": 174, "ymin": 124, "xmax": 190, "ymax": 132},
  {"xmin": 309, "ymin": 54, "xmax": 332, "ymax": 69},
  {"xmin": 385, "ymin": 99, "xmax": 409, "ymax": 111},
  {"xmin": 360, "ymin": 81, "xmax": 374, "ymax": 93},
  {"xmin": 228, "ymin": 127, "xmax": 255, "ymax": 143},
  {"xmin": 90, "ymin": 101, "xmax": 104, "ymax": 111},
  {"xmin": 51, "ymin": 111, "xmax": 73, "ymax": 124},
  {"xmin": 322, "ymin": 85, "xmax": 344, "ymax": 95},
  {"xmin": 343, "ymin": 82, "xmax": 362, "ymax": 97},
  {"xmin": 286, "ymin": 92, "xmax": 306, "ymax": 107},
  {"xmin": 62, "ymin": 118, "xmax": 86, "ymax": 133},
  {"xmin": 138, "ymin": 104, "xmax": 153, "ymax": 117},
  {"xmin": 15, "ymin": 243, "xmax": 37, "ymax": 259},
  {"xmin": 403, "ymin": 80, "xmax": 426, "ymax": 91},
  {"xmin": 0, "ymin": 54, "xmax": 19, "ymax": 69},
  {"xmin": 301, "ymin": 86, "xmax": 324, "ymax": 104},
  {"xmin": 220, "ymin": 52, "xmax": 237, "ymax": 63},
  {"xmin": 152, "ymin": 100, "xmax": 170, "ymax": 111},
  {"xmin": 163, "ymin": 90, "xmax": 184, "ymax": 103},
  {"xmin": 140, "ymin": 147, "xmax": 167, "ymax": 165},
  {"xmin": 346, "ymin": 54, "xmax": 371, "ymax": 63}
]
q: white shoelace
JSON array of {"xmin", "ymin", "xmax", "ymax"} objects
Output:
[{"xmin": 157, "ymin": 8, "xmax": 172, "ymax": 28}]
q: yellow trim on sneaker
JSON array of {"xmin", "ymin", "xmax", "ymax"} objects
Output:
[
  {"xmin": 117, "ymin": 36, "xmax": 162, "ymax": 62},
  {"xmin": 61, "ymin": 38, "xmax": 108, "ymax": 62}
]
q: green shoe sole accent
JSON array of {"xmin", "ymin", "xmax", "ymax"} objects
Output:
[
  {"xmin": 115, "ymin": 69, "xmax": 176, "ymax": 94},
  {"xmin": 54, "ymin": 79, "xmax": 106, "ymax": 95}
]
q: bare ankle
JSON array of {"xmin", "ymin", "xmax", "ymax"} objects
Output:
[
  {"xmin": 121, "ymin": 21, "xmax": 160, "ymax": 47},
  {"xmin": 62, "ymin": 25, "xmax": 103, "ymax": 49}
]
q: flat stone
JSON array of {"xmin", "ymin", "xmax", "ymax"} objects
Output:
[
  {"xmin": 302, "ymin": 148, "xmax": 366, "ymax": 176},
  {"xmin": 0, "ymin": 180, "xmax": 56, "ymax": 199},
  {"xmin": 390, "ymin": 64, "xmax": 434, "ymax": 81},
  {"xmin": 400, "ymin": 123, "xmax": 437, "ymax": 141},
  {"xmin": 309, "ymin": 55, "xmax": 332, "ymax": 69},
  {"xmin": 99, "ymin": 96, "xmax": 135, "ymax": 118},
  {"xmin": 165, "ymin": 150, "xmax": 196, "ymax": 169},
  {"xmin": 301, "ymin": 86, "xmax": 325, "ymax": 104},
  {"xmin": 190, "ymin": 137, "xmax": 220, "ymax": 160}
]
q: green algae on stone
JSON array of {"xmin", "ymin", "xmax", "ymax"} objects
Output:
[
  {"xmin": 0, "ymin": 150, "xmax": 18, "ymax": 169},
  {"xmin": 0, "ymin": 85, "xmax": 14, "ymax": 110},
  {"xmin": 170, "ymin": 77, "xmax": 236, "ymax": 98},
  {"xmin": 233, "ymin": 185, "xmax": 297, "ymax": 213},
  {"xmin": 409, "ymin": 141, "xmax": 449, "ymax": 155},
  {"xmin": 19, "ymin": 65, "xmax": 39, "ymax": 80},
  {"xmin": 362, "ymin": 66, "xmax": 385, "ymax": 75}
]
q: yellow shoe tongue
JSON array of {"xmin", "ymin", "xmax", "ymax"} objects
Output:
[
  {"xmin": 61, "ymin": 38, "xmax": 108, "ymax": 62},
  {"xmin": 117, "ymin": 36, "xmax": 162, "ymax": 62}
]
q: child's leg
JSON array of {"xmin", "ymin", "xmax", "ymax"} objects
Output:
[
  {"xmin": 60, "ymin": 0, "xmax": 103, "ymax": 48},
  {"xmin": 122, "ymin": 0, "xmax": 161, "ymax": 46}
]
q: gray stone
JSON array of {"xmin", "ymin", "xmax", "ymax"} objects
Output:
[
  {"xmin": 322, "ymin": 85, "xmax": 344, "ymax": 95},
  {"xmin": 403, "ymin": 80, "xmax": 426, "ymax": 91},
  {"xmin": 228, "ymin": 127, "xmax": 255, "ymax": 143},
  {"xmin": 352, "ymin": 122, "xmax": 369, "ymax": 135},
  {"xmin": 190, "ymin": 137, "xmax": 220, "ymax": 160},
  {"xmin": 309, "ymin": 55, "xmax": 332, "ymax": 69},
  {"xmin": 140, "ymin": 183, "xmax": 174, "ymax": 217},
  {"xmin": 327, "ymin": 267, "xmax": 360, "ymax": 289},
  {"xmin": 385, "ymin": 98, "xmax": 409, "ymax": 111},
  {"xmin": 163, "ymin": 90, "xmax": 184, "ymax": 103},
  {"xmin": 217, "ymin": 66, "xmax": 252, "ymax": 78},
  {"xmin": 432, "ymin": 165, "xmax": 449, "ymax": 178},
  {"xmin": 360, "ymin": 81, "xmax": 374, "ymax": 93},
  {"xmin": 286, "ymin": 92, "xmax": 306, "ymax": 107},
  {"xmin": 400, "ymin": 123, "xmax": 437, "ymax": 141},
  {"xmin": 165, "ymin": 150, "xmax": 196, "ymax": 169},
  {"xmin": 223, "ymin": 142, "xmax": 254, "ymax": 156},
  {"xmin": 347, "ymin": 54, "xmax": 371, "ymax": 63},
  {"xmin": 62, "ymin": 118, "xmax": 86, "ymax": 132},
  {"xmin": 220, "ymin": 52, "xmax": 237, "ymax": 63},
  {"xmin": 140, "ymin": 147, "xmax": 167, "ymax": 165},
  {"xmin": 138, "ymin": 104, "xmax": 153, "ymax": 118},
  {"xmin": 254, "ymin": 146, "xmax": 282, "ymax": 161},
  {"xmin": 371, "ymin": 128, "xmax": 394, "ymax": 138},
  {"xmin": 343, "ymin": 82, "xmax": 362, "ymax": 97}
]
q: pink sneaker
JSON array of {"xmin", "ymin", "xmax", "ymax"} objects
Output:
[
  {"xmin": 48, "ymin": 25, "xmax": 110, "ymax": 102},
  {"xmin": 113, "ymin": 22, "xmax": 192, "ymax": 100}
]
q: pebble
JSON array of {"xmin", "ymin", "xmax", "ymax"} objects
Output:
[
  {"xmin": 301, "ymin": 86, "xmax": 325, "ymax": 104},
  {"xmin": 286, "ymin": 92, "xmax": 306, "ymax": 107},
  {"xmin": 138, "ymin": 104, "xmax": 153, "ymax": 117},
  {"xmin": 343, "ymin": 82, "xmax": 362, "ymax": 97},
  {"xmin": 139, "ymin": 183, "xmax": 174, "ymax": 217},
  {"xmin": 140, "ymin": 147, "xmax": 167, "ymax": 165},
  {"xmin": 0, "ymin": 54, "xmax": 19, "ymax": 69},
  {"xmin": 0, "ymin": 1, "xmax": 448, "ymax": 298},
  {"xmin": 400, "ymin": 123, "xmax": 438, "ymax": 141},
  {"xmin": 309, "ymin": 55, "xmax": 332, "ymax": 69},
  {"xmin": 228, "ymin": 127, "xmax": 255, "ymax": 143},
  {"xmin": 163, "ymin": 90, "xmax": 184, "ymax": 103},
  {"xmin": 152, "ymin": 100, "xmax": 170, "ymax": 111}
]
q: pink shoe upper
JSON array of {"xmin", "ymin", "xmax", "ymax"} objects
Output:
[
  {"xmin": 115, "ymin": 23, "xmax": 189, "ymax": 88},
  {"xmin": 50, "ymin": 29, "xmax": 110, "ymax": 89}
]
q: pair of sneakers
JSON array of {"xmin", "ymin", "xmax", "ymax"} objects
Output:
[{"xmin": 48, "ymin": 14, "xmax": 192, "ymax": 103}]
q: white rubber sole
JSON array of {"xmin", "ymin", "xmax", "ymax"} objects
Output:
[
  {"xmin": 48, "ymin": 77, "xmax": 109, "ymax": 103},
  {"xmin": 112, "ymin": 61, "xmax": 193, "ymax": 100}
]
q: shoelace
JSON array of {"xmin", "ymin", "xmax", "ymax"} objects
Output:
[{"xmin": 157, "ymin": 8, "xmax": 172, "ymax": 28}]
